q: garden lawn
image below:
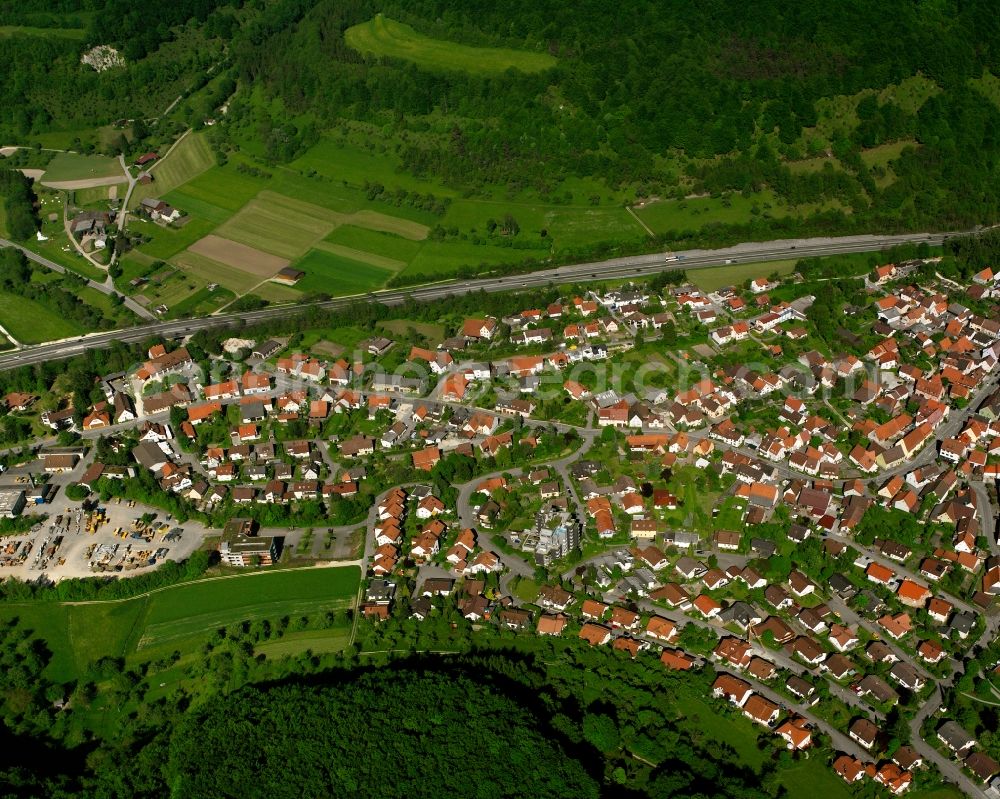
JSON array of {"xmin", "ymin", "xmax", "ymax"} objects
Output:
[
  {"xmin": 775, "ymin": 761, "xmax": 852, "ymax": 799},
  {"xmin": 672, "ymin": 694, "xmax": 768, "ymax": 770},
  {"xmin": 380, "ymin": 319, "xmax": 446, "ymax": 342}
]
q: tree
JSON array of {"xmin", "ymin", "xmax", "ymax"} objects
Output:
[
  {"xmin": 583, "ymin": 712, "xmax": 620, "ymax": 753},
  {"xmin": 64, "ymin": 484, "xmax": 89, "ymax": 502}
]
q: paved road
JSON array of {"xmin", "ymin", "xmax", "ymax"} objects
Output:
[
  {"xmin": 0, "ymin": 230, "xmax": 960, "ymax": 370},
  {"xmin": 0, "ymin": 237, "xmax": 155, "ymax": 322},
  {"xmin": 909, "ymin": 685, "xmax": 987, "ymax": 799}
]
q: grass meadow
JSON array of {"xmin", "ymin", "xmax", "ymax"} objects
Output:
[
  {"xmin": 42, "ymin": 152, "xmax": 123, "ymax": 183},
  {"xmin": 293, "ymin": 249, "xmax": 394, "ymax": 295},
  {"xmin": 0, "ymin": 291, "xmax": 83, "ymax": 342},
  {"xmin": 345, "ymin": 15, "xmax": 556, "ymax": 75},
  {"xmin": 0, "ymin": 566, "xmax": 360, "ymax": 682},
  {"xmin": 128, "ymin": 131, "xmax": 216, "ymax": 209}
]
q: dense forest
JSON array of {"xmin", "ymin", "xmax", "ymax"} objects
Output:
[
  {"xmin": 3, "ymin": 0, "xmax": 1000, "ymax": 240},
  {"xmin": 222, "ymin": 0, "xmax": 1000, "ymax": 231},
  {"xmin": 0, "ymin": 644, "xmax": 786, "ymax": 799}
]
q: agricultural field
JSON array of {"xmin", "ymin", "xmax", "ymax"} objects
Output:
[
  {"xmin": 128, "ymin": 131, "xmax": 216, "ymax": 209},
  {"xmin": 345, "ymin": 15, "xmax": 556, "ymax": 75},
  {"xmin": 164, "ymin": 284, "xmax": 236, "ymax": 319},
  {"xmin": 313, "ymin": 240, "xmax": 406, "ymax": 272},
  {"xmin": 212, "ymin": 191, "xmax": 343, "ymax": 259},
  {"xmin": 323, "ymin": 225, "xmax": 425, "ymax": 263},
  {"xmin": 0, "ymin": 566, "xmax": 360, "ymax": 683},
  {"xmin": 293, "ymin": 249, "xmax": 394, "ymax": 296},
  {"xmin": 40, "ymin": 152, "xmax": 124, "ymax": 184},
  {"xmin": 133, "ymin": 567, "xmax": 359, "ymax": 657},
  {"xmin": 171, "ymin": 250, "xmax": 264, "ymax": 294},
  {"xmin": 189, "ymin": 234, "xmax": 290, "ymax": 275},
  {"xmin": 165, "ymin": 165, "xmax": 270, "ymax": 214},
  {"xmin": 122, "ymin": 132, "xmax": 647, "ymax": 300},
  {"xmin": 0, "ymin": 291, "xmax": 83, "ymax": 343}
]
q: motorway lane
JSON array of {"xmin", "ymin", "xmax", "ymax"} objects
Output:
[{"xmin": 0, "ymin": 231, "xmax": 957, "ymax": 372}]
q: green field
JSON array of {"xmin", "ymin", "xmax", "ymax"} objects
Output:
[
  {"xmin": 165, "ymin": 284, "xmax": 237, "ymax": 318},
  {"xmin": 401, "ymin": 239, "xmax": 549, "ymax": 279},
  {"xmin": 0, "ymin": 25, "xmax": 86, "ymax": 39},
  {"xmin": 673, "ymin": 694, "xmax": 767, "ymax": 770},
  {"xmin": 293, "ymin": 137, "xmax": 454, "ymax": 198},
  {"xmin": 0, "ymin": 566, "xmax": 360, "ymax": 682},
  {"xmin": 166, "ymin": 165, "xmax": 270, "ymax": 213},
  {"xmin": 345, "ymin": 15, "xmax": 557, "ymax": 75},
  {"xmin": 214, "ymin": 191, "xmax": 342, "ymax": 259},
  {"xmin": 688, "ymin": 259, "xmax": 798, "ymax": 292},
  {"xmin": 135, "ymin": 568, "xmax": 359, "ymax": 654},
  {"xmin": 255, "ymin": 627, "xmax": 352, "ymax": 659},
  {"xmin": 313, "ymin": 240, "xmax": 406, "ymax": 271},
  {"xmin": 971, "ymin": 69, "xmax": 1000, "ymax": 109},
  {"xmin": 128, "ymin": 131, "xmax": 216, "ymax": 210},
  {"xmin": 171, "ymin": 249, "xmax": 264, "ymax": 294},
  {"xmin": 860, "ymin": 139, "xmax": 916, "ymax": 169},
  {"xmin": 0, "ymin": 291, "xmax": 83, "ymax": 343},
  {"xmin": 293, "ymin": 248, "xmax": 393, "ymax": 295},
  {"xmin": 441, "ymin": 197, "xmax": 642, "ymax": 249},
  {"xmin": 380, "ymin": 318, "xmax": 446, "ymax": 342},
  {"xmin": 774, "ymin": 761, "xmax": 851, "ymax": 799},
  {"xmin": 42, "ymin": 152, "xmax": 123, "ymax": 183},
  {"xmin": 634, "ymin": 191, "xmax": 782, "ymax": 234},
  {"xmin": 73, "ymin": 184, "xmax": 124, "ymax": 206},
  {"xmin": 323, "ymin": 225, "xmax": 425, "ymax": 262},
  {"xmin": 130, "ymin": 215, "xmax": 217, "ymax": 260}
]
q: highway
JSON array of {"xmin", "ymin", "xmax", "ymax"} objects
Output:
[{"xmin": 0, "ymin": 229, "xmax": 955, "ymax": 371}]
